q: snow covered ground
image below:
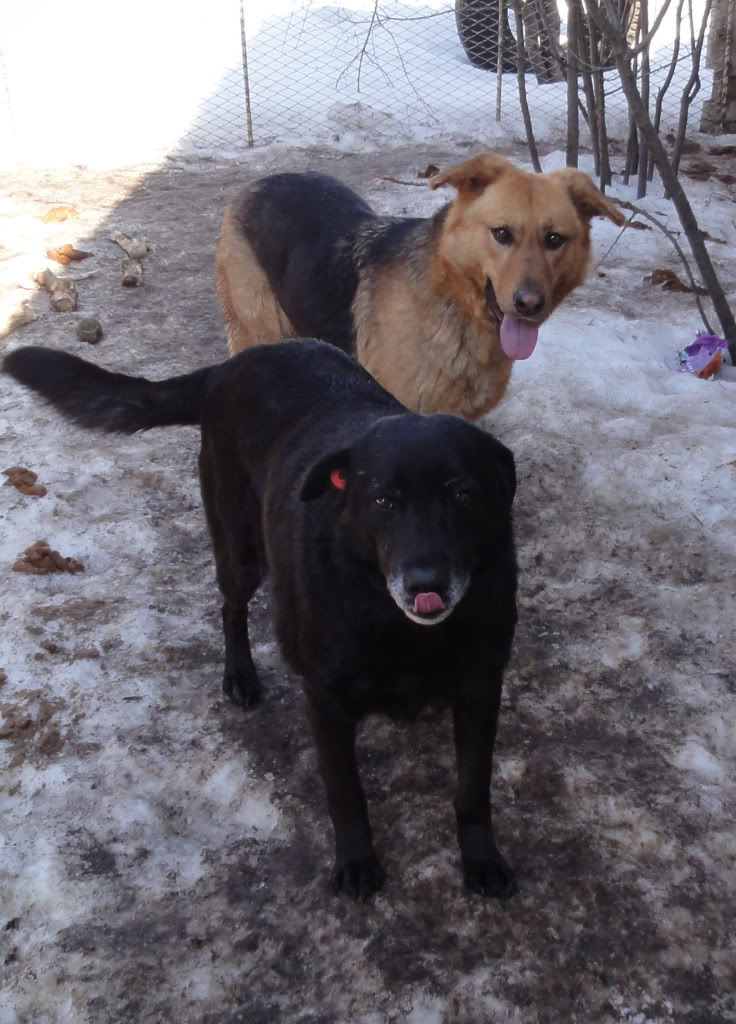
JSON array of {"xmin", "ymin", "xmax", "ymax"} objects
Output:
[{"xmin": 0, "ymin": 135, "xmax": 735, "ymax": 1022}]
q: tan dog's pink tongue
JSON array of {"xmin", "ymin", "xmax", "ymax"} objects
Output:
[
  {"xmin": 500, "ymin": 315, "xmax": 539, "ymax": 360},
  {"xmin": 414, "ymin": 592, "xmax": 445, "ymax": 615}
]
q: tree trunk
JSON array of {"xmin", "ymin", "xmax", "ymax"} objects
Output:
[
  {"xmin": 637, "ymin": 0, "xmax": 650, "ymax": 196},
  {"xmin": 700, "ymin": 0, "xmax": 736, "ymax": 131},
  {"xmin": 623, "ymin": 98, "xmax": 639, "ymax": 184},
  {"xmin": 594, "ymin": 67, "xmax": 613, "ymax": 186},
  {"xmin": 567, "ymin": 0, "xmax": 580, "ymax": 166},
  {"xmin": 521, "ymin": 0, "xmax": 565, "ymax": 82}
]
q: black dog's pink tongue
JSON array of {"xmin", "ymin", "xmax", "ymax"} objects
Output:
[{"xmin": 414, "ymin": 592, "xmax": 445, "ymax": 615}]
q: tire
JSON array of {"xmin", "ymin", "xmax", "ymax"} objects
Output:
[{"xmin": 455, "ymin": 0, "xmax": 518, "ymax": 72}]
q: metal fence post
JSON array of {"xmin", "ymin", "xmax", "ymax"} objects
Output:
[{"xmin": 240, "ymin": 0, "xmax": 255, "ymax": 147}]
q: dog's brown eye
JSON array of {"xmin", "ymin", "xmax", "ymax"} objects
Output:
[
  {"xmin": 374, "ymin": 495, "xmax": 393, "ymax": 510},
  {"xmin": 454, "ymin": 489, "xmax": 472, "ymax": 505},
  {"xmin": 491, "ymin": 227, "xmax": 513, "ymax": 246},
  {"xmin": 544, "ymin": 231, "xmax": 566, "ymax": 250}
]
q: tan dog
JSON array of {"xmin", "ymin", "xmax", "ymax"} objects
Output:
[{"xmin": 216, "ymin": 152, "xmax": 624, "ymax": 419}]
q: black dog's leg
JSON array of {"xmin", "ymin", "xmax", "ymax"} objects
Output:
[
  {"xmin": 305, "ymin": 692, "xmax": 386, "ymax": 901},
  {"xmin": 453, "ymin": 681, "xmax": 517, "ymax": 899},
  {"xmin": 219, "ymin": 564, "xmax": 262, "ymax": 708},
  {"xmin": 199, "ymin": 448, "xmax": 263, "ymax": 708}
]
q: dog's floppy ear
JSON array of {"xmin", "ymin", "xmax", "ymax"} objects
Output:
[
  {"xmin": 300, "ymin": 448, "xmax": 352, "ymax": 502},
  {"xmin": 553, "ymin": 167, "xmax": 626, "ymax": 225},
  {"xmin": 482, "ymin": 434, "xmax": 516, "ymax": 508},
  {"xmin": 428, "ymin": 152, "xmax": 511, "ymax": 199},
  {"xmin": 495, "ymin": 440, "xmax": 517, "ymax": 507}
]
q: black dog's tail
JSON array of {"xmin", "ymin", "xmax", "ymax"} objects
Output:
[{"xmin": 3, "ymin": 347, "xmax": 211, "ymax": 434}]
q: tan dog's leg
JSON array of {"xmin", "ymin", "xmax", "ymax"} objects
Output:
[{"xmin": 215, "ymin": 203, "xmax": 296, "ymax": 356}]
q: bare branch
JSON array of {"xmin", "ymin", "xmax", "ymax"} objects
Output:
[
  {"xmin": 627, "ymin": 0, "xmax": 675, "ymax": 55},
  {"xmin": 595, "ymin": 0, "xmax": 675, "ymax": 58},
  {"xmin": 356, "ymin": 0, "xmax": 380, "ymax": 92},
  {"xmin": 650, "ymin": 0, "xmax": 685, "ymax": 180},
  {"xmin": 496, "ymin": 0, "xmax": 504, "ymax": 122},
  {"xmin": 611, "ymin": 198, "xmax": 714, "ymax": 332},
  {"xmin": 374, "ymin": 174, "xmax": 427, "ymax": 187},
  {"xmin": 594, "ymin": 213, "xmax": 637, "ymax": 270},
  {"xmin": 670, "ymin": 0, "xmax": 713, "ymax": 183},
  {"xmin": 599, "ymin": 0, "xmax": 635, "ymax": 45},
  {"xmin": 336, "ymin": 3, "xmax": 438, "ymax": 124},
  {"xmin": 511, "ymin": 0, "xmax": 542, "ymax": 171}
]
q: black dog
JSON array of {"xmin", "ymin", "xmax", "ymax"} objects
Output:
[{"xmin": 4, "ymin": 339, "xmax": 518, "ymax": 901}]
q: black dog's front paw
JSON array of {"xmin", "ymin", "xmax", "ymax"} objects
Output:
[
  {"xmin": 332, "ymin": 853, "xmax": 386, "ymax": 902},
  {"xmin": 462, "ymin": 853, "xmax": 517, "ymax": 899},
  {"xmin": 222, "ymin": 670, "xmax": 261, "ymax": 708}
]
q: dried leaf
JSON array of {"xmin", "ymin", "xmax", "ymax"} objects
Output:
[
  {"xmin": 38, "ymin": 205, "xmax": 77, "ymax": 223},
  {"xmin": 665, "ymin": 134, "xmax": 701, "ymax": 154},
  {"xmin": 643, "ymin": 268, "xmax": 708, "ymax": 296},
  {"xmin": 683, "ymin": 160, "xmax": 718, "ymax": 182},
  {"xmin": 3, "ymin": 466, "xmax": 47, "ymax": 497},
  {"xmin": 626, "ymin": 220, "xmax": 652, "ymax": 231},
  {"xmin": 700, "ymin": 230, "xmax": 727, "ymax": 245},
  {"xmin": 417, "ymin": 163, "xmax": 440, "ymax": 179},
  {"xmin": 12, "ymin": 539, "xmax": 84, "ymax": 575},
  {"xmin": 46, "ymin": 244, "xmax": 93, "ymax": 265}
]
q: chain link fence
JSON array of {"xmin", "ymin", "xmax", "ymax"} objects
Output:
[{"xmin": 179, "ymin": 0, "xmax": 732, "ymax": 157}]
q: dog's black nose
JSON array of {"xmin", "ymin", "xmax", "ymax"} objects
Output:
[
  {"xmin": 513, "ymin": 288, "xmax": 545, "ymax": 316},
  {"xmin": 404, "ymin": 566, "xmax": 448, "ymax": 597}
]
